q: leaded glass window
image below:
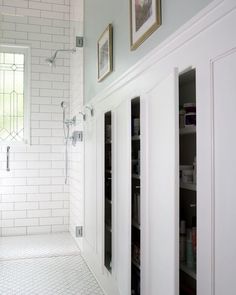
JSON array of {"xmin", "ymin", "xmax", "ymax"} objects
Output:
[{"xmin": 0, "ymin": 52, "xmax": 25, "ymax": 142}]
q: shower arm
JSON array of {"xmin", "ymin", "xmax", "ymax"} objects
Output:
[{"xmin": 53, "ymin": 49, "xmax": 76, "ymax": 60}]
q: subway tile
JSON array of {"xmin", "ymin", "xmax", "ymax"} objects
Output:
[
  {"xmin": 31, "ymin": 113, "xmax": 52, "ymax": 121},
  {"xmin": 16, "ymin": 23, "xmax": 40, "ymax": 32},
  {"xmin": 40, "ymin": 73, "xmax": 63, "ymax": 81},
  {"xmin": 40, "ymin": 89, "xmax": 64, "ymax": 97},
  {"xmin": 1, "ymin": 178, "xmax": 27, "ymax": 186},
  {"xmin": 43, "ymin": 0, "xmax": 65, "ymax": 5},
  {"xmin": 1, "ymin": 22, "xmax": 16, "ymax": 31},
  {"xmin": 1, "ymin": 227, "xmax": 27, "ymax": 236},
  {"xmin": 27, "ymin": 177, "xmax": 51, "ymax": 185},
  {"xmin": 27, "ymin": 226, "xmax": 51, "ymax": 234},
  {"xmin": 28, "ymin": 16, "xmax": 52, "ymax": 26},
  {"xmin": 2, "ymin": 210, "xmax": 27, "ymax": 219},
  {"xmin": 52, "ymin": 209, "xmax": 69, "ymax": 217},
  {"xmin": 40, "ymin": 217, "xmax": 63, "ymax": 225},
  {"xmin": 53, "ymin": 20, "xmax": 70, "ymax": 28},
  {"xmin": 2, "ymin": 227, "xmax": 27, "ymax": 236},
  {"xmin": 53, "ymin": 4, "xmax": 70, "ymax": 13},
  {"xmin": 39, "ymin": 201, "xmax": 63, "ymax": 209},
  {"xmin": 15, "ymin": 202, "xmax": 39, "ymax": 210},
  {"xmin": 39, "ymin": 184, "xmax": 64, "ymax": 193},
  {"xmin": 31, "ymin": 129, "xmax": 52, "ymax": 137},
  {"xmin": 3, "ymin": 30, "xmax": 27, "ymax": 39},
  {"xmin": 2, "ymin": 194, "xmax": 27, "ymax": 203},
  {"xmin": 29, "ymin": 2, "xmax": 52, "ymax": 11},
  {"xmin": 27, "ymin": 209, "xmax": 51, "ymax": 218},
  {"xmin": 41, "ymin": 26, "xmax": 64, "ymax": 35},
  {"xmin": 15, "ymin": 186, "xmax": 39, "ymax": 194},
  {"xmin": 15, "ymin": 218, "xmax": 39, "ymax": 227},
  {"xmin": 40, "ymin": 10, "xmax": 64, "ymax": 20},
  {"xmin": 14, "ymin": 153, "xmax": 39, "ymax": 161},
  {"xmin": 0, "ymin": 203, "xmax": 14, "ymax": 211},
  {"xmin": 52, "ymin": 193, "xmax": 69, "ymax": 201},
  {"xmin": 39, "ymin": 169, "xmax": 64, "ymax": 177},
  {"xmin": 52, "ymin": 224, "xmax": 68, "ymax": 232},
  {"xmin": 14, "ymin": 169, "xmax": 39, "ymax": 177},
  {"xmin": 27, "ymin": 161, "xmax": 51, "ymax": 169},
  {"xmin": 1, "ymin": 219, "xmax": 14, "ymax": 227},
  {"xmin": 27, "ymin": 193, "xmax": 51, "ymax": 202},
  {"xmin": 3, "ymin": 0, "xmax": 28, "ymax": 8},
  {"xmin": 16, "ymin": 8, "xmax": 40, "ymax": 17},
  {"xmin": 3, "ymin": 14, "xmax": 28, "ymax": 24},
  {"xmin": 28, "ymin": 32, "xmax": 52, "ymax": 42}
]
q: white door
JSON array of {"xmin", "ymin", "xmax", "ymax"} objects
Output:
[
  {"xmin": 84, "ymin": 116, "xmax": 97, "ymax": 251},
  {"xmin": 144, "ymin": 69, "xmax": 179, "ymax": 295},
  {"xmin": 115, "ymin": 100, "xmax": 131, "ymax": 295},
  {"xmin": 213, "ymin": 49, "xmax": 236, "ymax": 295}
]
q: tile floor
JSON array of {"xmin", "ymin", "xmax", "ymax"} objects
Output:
[{"xmin": 0, "ymin": 233, "xmax": 104, "ymax": 295}]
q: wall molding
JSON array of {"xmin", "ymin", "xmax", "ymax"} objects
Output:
[{"xmin": 88, "ymin": 0, "xmax": 236, "ymax": 107}]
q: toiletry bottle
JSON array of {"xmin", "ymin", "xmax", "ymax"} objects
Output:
[
  {"xmin": 192, "ymin": 216, "xmax": 197, "ymax": 270},
  {"xmin": 180, "ymin": 220, "xmax": 186, "ymax": 262},
  {"xmin": 186, "ymin": 229, "xmax": 194, "ymax": 269}
]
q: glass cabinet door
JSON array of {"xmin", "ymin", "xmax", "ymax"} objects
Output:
[
  {"xmin": 104, "ymin": 111, "xmax": 112, "ymax": 272},
  {"xmin": 131, "ymin": 98, "xmax": 141, "ymax": 295}
]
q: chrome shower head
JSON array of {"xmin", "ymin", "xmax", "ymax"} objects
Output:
[{"xmin": 45, "ymin": 51, "xmax": 58, "ymax": 66}]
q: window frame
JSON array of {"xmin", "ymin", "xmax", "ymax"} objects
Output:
[{"xmin": 0, "ymin": 45, "xmax": 31, "ymax": 145}]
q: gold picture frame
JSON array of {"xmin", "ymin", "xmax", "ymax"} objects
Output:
[
  {"xmin": 130, "ymin": 0, "xmax": 161, "ymax": 50},
  {"xmin": 97, "ymin": 24, "xmax": 113, "ymax": 82}
]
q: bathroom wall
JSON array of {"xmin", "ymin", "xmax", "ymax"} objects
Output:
[
  {"xmin": 84, "ymin": 0, "xmax": 214, "ymax": 102},
  {"xmin": 0, "ymin": 0, "xmax": 70, "ymax": 236},
  {"xmin": 69, "ymin": 0, "xmax": 84, "ymax": 249}
]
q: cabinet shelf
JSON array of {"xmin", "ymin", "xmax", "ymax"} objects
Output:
[
  {"xmin": 105, "ymin": 169, "xmax": 112, "ymax": 174},
  {"xmin": 180, "ymin": 263, "xmax": 196, "ymax": 280},
  {"xmin": 132, "ymin": 174, "xmax": 140, "ymax": 179},
  {"xmin": 105, "ymin": 224, "xmax": 112, "ymax": 233},
  {"xmin": 132, "ymin": 135, "xmax": 140, "ymax": 141},
  {"xmin": 180, "ymin": 182, "xmax": 196, "ymax": 191},
  {"xmin": 105, "ymin": 198, "xmax": 112, "ymax": 205},
  {"xmin": 132, "ymin": 260, "xmax": 140, "ymax": 270},
  {"xmin": 180, "ymin": 126, "xmax": 196, "ymax": 135},
  {"xmin": 132, "ymin": 220, "xmax": 140, "ymax": 230}
]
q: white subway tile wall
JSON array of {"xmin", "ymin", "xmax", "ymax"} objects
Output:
[
  {"xmin": 0, "ymin": 0, "xmax": 71, "ymax": 236},
  {"xmin": 69, "ymin": 0, "xmax": 84, "ymax": 249}
]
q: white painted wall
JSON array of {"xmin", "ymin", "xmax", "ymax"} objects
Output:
[
  {"xmin": 82, "ymin": 1, "xmax": 236, "ymax": 295},
  {"xmin": 0, "ymin": 0, "xmax": 70, "ymax": 236}
]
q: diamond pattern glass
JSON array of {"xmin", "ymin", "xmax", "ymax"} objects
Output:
[{"xmin": 0, "ymin": 52, "xmax": 24, "ymax": 142}]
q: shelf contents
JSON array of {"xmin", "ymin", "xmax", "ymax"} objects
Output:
[
  {"xmin": 104, "ymin": 111, "xmax": 112, "ymax": 273},
  {"xmin": 132, "ymin": 243, "xmax": 140, "ymax": 267},
  {"xmin": 133, "ymin": 118, "xmax": 140, "ymax": 136},
  {"xmin": 180, "ymin": 156, "xmax": 196, "ymax": 189},
  {"xmin": 132, "ymin": 192, "xmax": 140, "ymax": 226},
  {"xmin": 179, "ymin": 70, "xmax": 197, "ymax": 295},
  {"xmin": 179, "ymin": 217, "xmax": 197, "ymax": 277},
  {"xmin": 179, "ymin": 102, "xmax": 196, "ymax": 129},
  {"xmin": 131, "ymin": 97, "xmax": 141, "ymax": 295}
]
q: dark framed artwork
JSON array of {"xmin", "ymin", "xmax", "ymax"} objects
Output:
[
  {"xmin": 130, "ymin": 0, "xmax": 161, "ymax": 50},
  {"xmin": 97, "ymin": 24, "xmax": 113, "ymax": 82}
]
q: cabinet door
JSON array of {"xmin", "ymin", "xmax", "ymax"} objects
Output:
[
  {"xmin": 84, "ymin": 116, "xmax": 97, "ymax": 251},
  {"xmin": 213, "ymin": 49, "xmax": 236, "ymax": 295},
  {"xmin": 145, "ymin": 69, "xmax": 179, "ymax": 295}
]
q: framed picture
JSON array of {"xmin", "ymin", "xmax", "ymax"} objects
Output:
[
  {"xmin": 130, "ymin": 0, "xmax": 161, "ymax": 50},
  {"xmin": 97, "ymin": 24, "xmax": 113, "ymax": 82}
]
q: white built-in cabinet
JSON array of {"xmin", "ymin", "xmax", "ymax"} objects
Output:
[{"xmin": 83, "ymin": 1, "xmax": 236, "ymax": 295}]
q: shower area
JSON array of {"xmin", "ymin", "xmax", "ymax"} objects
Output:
[{"xmin": 0, "ymin": 0, "xmax": 101, "ymax": 293}]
